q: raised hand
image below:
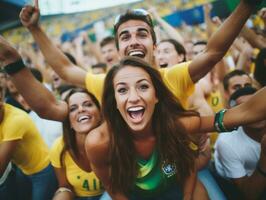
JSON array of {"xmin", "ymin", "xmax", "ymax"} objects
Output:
[
  {"xmin": 203, "ymin": 3, "xmax": 212, "ymax": 15},
  {"xmin": 0, "ymin": 36, "xmax": 21, "ymax": 67},
  {"xmin": 19, "ymin": 0, "xmax": 40, "ymax": 29}
]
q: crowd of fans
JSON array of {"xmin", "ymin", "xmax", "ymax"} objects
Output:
[{"xmin": 0, "ymin": 0, "xmax": 266, "ymax": 199}]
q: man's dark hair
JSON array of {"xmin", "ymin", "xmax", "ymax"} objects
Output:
[
  {"xmin": 100, "ymin": 36, "xmax": 115, "ymax": 48},
  {"xmin": 113, "ymin": 10, "xmax": 156, "ymax": 50},
  {"xmin": 223, "ymin": 69, "xmax": 249, "ymax": 91},
  {"xmin": 160, "ymin": 39, "xmax": 187, "ymax": 62}
]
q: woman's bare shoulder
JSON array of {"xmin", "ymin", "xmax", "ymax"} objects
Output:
[{"xmin": 85, "ymin": 122, "xmax": 110, "ymax": 161}]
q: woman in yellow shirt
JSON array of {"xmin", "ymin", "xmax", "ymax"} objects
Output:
[
  {"xmin": 50, "ymin": 88, "xmax": 106, "ymax": 200},
  {"xmin": 0, "ymin": 94, "xmax": 57, "ymax": 200}
]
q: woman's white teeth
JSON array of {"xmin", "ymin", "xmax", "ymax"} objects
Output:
[
  {"xmin": 127, "ymin": 106, "xmax": 145, "ymax": 120},
  {"xmin": 78, "ymin": 116, "xmax": 90, "ymax": 122},
  {"xmin": 128, "ymin": 106, "xmax": 144, "ymax": 112}
]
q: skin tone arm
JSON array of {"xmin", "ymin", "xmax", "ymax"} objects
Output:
[
  {"xmin": 189, "ymin": 0, "xmax": 258, "ymax": 83},
  {"xmin": 235, "ymin": 40, "xmax": 254, "ymax": 72},
  {"xmin": 203, "ymin": 4, "xmax": 216, "ymax": 38},
  {"xmin": 240, "ymin": 25, "xmax": 266, "ymax": 49},
  {"xmin": 0, "ymin": 36, "xmax": 68, "ymax": 121},
  {"xmin": 19, "ymin": 0, "xmax": 86, "ymax": 87},
  {"xmin": 52, "ymin": 167, "xmax": 75, "ymax": 200},
  {"xmin": 85, "ymin": 125, "xmax": 128, "ymax": 200},
  {"xmin": 229, "ymin": 134, "xmax": 266, "ymax": 200},
  {"xmin": 182, "ymin": 171, "xmax": 196, "ymax": 200},
  {"xmin": 180, "ymin": 87, "xmax": 266, "ymax": 134},
  {"xmin": 149, "ymin": 7, "xmax": 184, "ymax": 45},
  {"xmin": 182, "ymin": 169, "xmax": 209, "ymax": 200},
  {"xmin": 0, "ymin": 140, "xmax": 19, "ymax": 175}
]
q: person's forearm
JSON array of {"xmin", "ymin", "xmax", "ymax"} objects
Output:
[
  {"xmin": 240, "ymin": 26, "xmax": 266, "ymax": 49},
  {"xmin": 203, "ymin": 5, "xmax": 216, "ymax": 38},
  {"xmin": 11, "ymin": 67, "xmax": 67, "ymax": 121},
  {"xmin": 28, "ymin": 25, "xmax": 86, "ymax": 86},
  {"xmin": 28, "ymin": 25, "xmax": 69, "ymax": 73},
  {"xmin": 156, "ymin": 17, "xmax": 184, "ymax": 45},
  {"xmin": 28, "ymin": 25, "xmax": 75, "ymax": 80},
  {"xmin": 205, "ymin": 1, "xmax": 254, "ymax": 62},
  {"xmin": 188, "ymin": 1, "xmax": 256, "ymax": 83},
  {"xmin": 224, "ymin": 87, "xmax": 266, "ymax": 128}
]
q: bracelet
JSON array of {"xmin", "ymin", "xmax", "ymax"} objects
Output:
[
  {"xmin": 4, "ymin": 59, "xmax": 26, "ymax": 75},
  {"xmin": 256, "ymin": 165, "xmax": 266, "ymax": 177},
  {"xmin": 214, "ymin": 109, "xmax": 237, "ymax": 133},
  {"xmin": 54, "ymin": 187, "xmax": 73, "ymax": 196}
]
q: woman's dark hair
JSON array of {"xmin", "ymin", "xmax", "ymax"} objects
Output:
[
  {"xmin": 159, "ymin": 39, "xmax": 187, "ymax": 62},
  {"xmin": 60, "ymin": 87, "xmax": 101, "ymax": 167},
  {"xmin": 102, "ymin": 56, "xmax": 197, "ymax": 194}
]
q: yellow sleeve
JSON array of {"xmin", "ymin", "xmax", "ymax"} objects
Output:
[
  {"xmin": 85, "ymin": 72, "xmax": 106, "ymax": 103},
  {"xmin": 2, "ymin": 113, "xmax": 31, "ymax": 142},
  {"xmin": 50, "ymin": 137, "xmax": 64, "ymax": 168},
  {"xmin": 161, "ymin": 62, "xmax": 195, "ymax": 108}
]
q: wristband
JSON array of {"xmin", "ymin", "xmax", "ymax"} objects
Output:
[
  {"xmin": 54, "ymin": 187, "xmax": 73, "ymax": 196},
  {"xmin": 214, "ymin": 109, "xmax": 237, "ymax": 132},
  {"xmin": 4, "ymin": 59, "xmax": 26, "ymax": 75},
  {"xmin": 256, "ymin": 165, "xmax": 266, "ymax": 177}
]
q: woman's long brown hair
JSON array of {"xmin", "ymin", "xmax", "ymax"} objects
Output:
[
  {"xmin": 60, "ymin": 88, "xmax": 101, "ymax": 167},
  {"xmin": 102, "ymin": 56, "xmax": 198, "ymax": 194}
]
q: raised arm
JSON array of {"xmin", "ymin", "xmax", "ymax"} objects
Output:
[
  {"xmin": 240, "ymin": 25, "xmax": 266, "ymax": 49},
  {"xmin": 0, "ymin": 36, "xmax": 68, "ymax": 121},
  {"xmin": 223, "ymin": 87, "xmax": 266, "ymax": 128},
  {"xmin": 85, "ymin": 124, "xmax": 128, "ymax": 200},
  {"xmin": 180, "ymin": 87, "xmax": 266, "ymax": 134},
  {"xmin": 189, "ymin": 0, "xmax": 261, "ymax": 83},
  {"xmin": 19, "ymin": 0, "xmax": 86, "ymax": 87},
  {"xmin": 149, "ymin": 7, "xmax": 184, "ymax": 45}
]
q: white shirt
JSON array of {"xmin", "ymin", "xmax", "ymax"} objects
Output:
[{"xmin": 214, "ymin": 127, "xmax": 260, "ymax": 178}]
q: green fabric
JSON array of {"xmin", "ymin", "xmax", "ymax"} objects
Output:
[
  {"xmin": 224, "ymin": 0, "xmax": 266, "ymax": 12},
  {"xmin": 135, "ymin": 151, "xmax": 162, "ymax": 191},
  {"xmin": 134, "ymin": 151, "xmax": 177, "ymax": 197}
]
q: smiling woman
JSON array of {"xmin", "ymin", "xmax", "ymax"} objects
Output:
[
  {"xmin": 49, "ymin": 88, "xmax": 107, "ymax": 200},
  {"xmin": 85, "ymin": 56, "xmax": 266, "ymax": 200},
  {"xmin": 86, "ymin": 56, "xmax": 207, "ymax": 200}
]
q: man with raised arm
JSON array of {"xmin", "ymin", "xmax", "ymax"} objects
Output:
[{"xmin": 2, "ymin": 0, "xmax": 263, "ymax": 121}]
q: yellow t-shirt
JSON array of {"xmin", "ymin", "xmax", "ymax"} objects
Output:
[
  {"xmin": 85, "ymin": 62, "xmax": 194, "ymax": 108},
  {"xmin": 50, "ymin": 137, "xmax": 103, "ymax": 197},
  {"xmin": 0, "ymin": 104, "xmax": 49, "ymax": 175},
  {"xmin": 206, "ymin": 90, "xmax": 224, "ymax": 113},
  {"xmin": 206, "ymin": 90, "xmax": 224, "ymax": 149}
]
